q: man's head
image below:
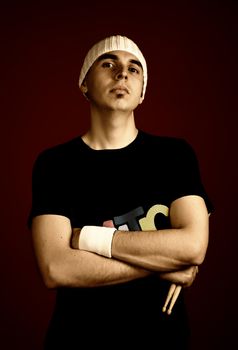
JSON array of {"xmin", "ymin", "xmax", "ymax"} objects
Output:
[{"xmin": 78, "ymin": 35, "xmax": 147, "ymax": 101}]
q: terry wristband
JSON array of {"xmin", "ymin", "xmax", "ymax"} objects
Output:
[{"xmin": 79, "ymin": 226, "xmax": 117, "ymax": 258}]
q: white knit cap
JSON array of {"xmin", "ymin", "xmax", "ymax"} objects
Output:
[{"xmin": 78, "ymin": 35, "xmax": 147, "ymax": 100}]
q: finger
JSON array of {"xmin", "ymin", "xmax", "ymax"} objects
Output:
[
  {"xmin": 167, "ymin": 285, "xmax": 182, "ymax": 315},
  {"xmin": 162, "ymin": 283, "xmax": 176, "ymax": 312},
  {"xmin": 102, "ymin": 220, "xmax": 114, "ymax": 228}
]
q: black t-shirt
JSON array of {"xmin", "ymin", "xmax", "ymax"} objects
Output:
[{"xmin": 28, "ymin": 130, "xmax": 212, "ymax": 348}]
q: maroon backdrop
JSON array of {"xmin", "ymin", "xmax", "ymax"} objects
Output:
[{"xmin": 1, "ymin": 1, "xmax": 237, "ymax": 349}]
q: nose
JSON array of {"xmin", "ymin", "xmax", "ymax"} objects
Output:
[{"xmin": 115, "ymin": 66, "xmax": 128, "ymax": 81}]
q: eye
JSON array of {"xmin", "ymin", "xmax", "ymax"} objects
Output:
[
  {"xmin": 128, "ymin": 66, "xmax": 140, "ymax": 74},
  {"xmin": 102, "ymin": 61, "xmax": 114, "ymax": 68}
]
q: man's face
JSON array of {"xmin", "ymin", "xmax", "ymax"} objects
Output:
[{"xmin": 82, "ymin": 50, "xmax": 144, "ymax": 111}]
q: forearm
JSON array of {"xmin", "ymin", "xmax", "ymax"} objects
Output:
[
  {"xmin": 75, "ymin": 225, "xmax": 199, "ymax": 273},
  {"xmin": 111, "ymin": 228, "xmax": 197, "ymax": 272},
  {"xmin": 31, "ymin": 215, "xmax": 152, "ymax": 290},
  {"xmin": 45, "ymin": 247, "xmax": 152, "ymax": 289},
  {"xmin": 75, "ymin": 197, "xmax": 208, "ymax": 273},
  {"xmin": 111, "ymin": 196, "xmax": 209, "ymax": 272}
]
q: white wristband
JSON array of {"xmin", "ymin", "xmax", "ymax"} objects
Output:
[{"xmin": 79, "ymin": 226, "xmax": 117, "ymax": 258}]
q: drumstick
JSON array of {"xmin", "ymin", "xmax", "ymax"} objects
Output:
[
  {"xmin": 167, "ymin": 285, "xmax": 182, "ymax": 315},
  {"xmin": 162, "ymin": 283, "xmax": 176, "ymax": 312},
  {"xmin": 162, "ymin": 284, "xmax": 182, "ymax": 315},
  {"xmin": 162, "ymin": 266, "xmax": 198, "ymax": 315}
]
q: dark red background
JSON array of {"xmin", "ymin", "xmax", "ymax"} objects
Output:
[{"xmin": 1, "ymin": 1, "xmax": 237, "ymax": 349}]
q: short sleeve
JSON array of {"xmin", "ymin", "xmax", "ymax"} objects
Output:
[
  {"xmin": 170, "ymin": 139, "xmax": 213, "ymax": 213},
  {"xmin": 27, "ymin": 149, "xmax": 70, "ymax": 228}
]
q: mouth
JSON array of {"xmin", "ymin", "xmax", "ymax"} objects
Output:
[{"xmin": 110, "ymin": 86, "xmax": 129, "ymax": 94}]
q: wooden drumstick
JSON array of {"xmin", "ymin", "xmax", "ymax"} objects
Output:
[
  {"xmin": 162, "ymin": 283, "xmax": 176, "ymax": 313},
  {"xmin": 167, "ymin": 285, "xmax": 182, "ymax": 315}
]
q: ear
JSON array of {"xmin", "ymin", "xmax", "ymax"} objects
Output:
[
  {"xmin": 80, "ymin": 81, "xmax": 88, "ymax": 94},
  {"xmin": 138, "ymin": 96, "xmax": 144, "ymax": 104}
]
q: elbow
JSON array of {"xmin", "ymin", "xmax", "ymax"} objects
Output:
[
  {"xmin": 40, "ymin": 263, "xmax": 62, "ymax": 289},
  {"xmin": 192, "ymin": 250, "xmax": 206, "ymax": 266},
  {"xmin": 43, "ymin": 276, "xmax": 58, "ymax": 290},
  {"xmin": 189, "ymin": 238, "xmax": 209, "ymax": 266}
]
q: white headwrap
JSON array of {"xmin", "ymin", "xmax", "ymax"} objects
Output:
[{"xmin": 78, "ymin": 35, "xmax": 147, "ymax": 100}]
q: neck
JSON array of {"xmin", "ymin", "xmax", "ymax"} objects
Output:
[{"xmin": 82, "ymin": 109, "xmax": 138, "ymax": 150}]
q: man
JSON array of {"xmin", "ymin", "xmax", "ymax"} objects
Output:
[{"xmin": 29, "ymin": 35, "xmax": 212, "ymax": 349}]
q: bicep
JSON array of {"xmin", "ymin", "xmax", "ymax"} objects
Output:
[
  {"xmin": 31, "ymin": 214, "xmax": 72, "ymax": 281},
  {"xmin": 170, "ymin": 195, "xmax": 209, "ymax": 229},
  {"xmin": 170, "ymin": 195, "xmax": 209, "ymax": 262}
]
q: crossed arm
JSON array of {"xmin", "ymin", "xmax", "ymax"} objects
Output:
[{"xmin": 31, "ymin": 195, "xmax": 209, "ymax": 290}]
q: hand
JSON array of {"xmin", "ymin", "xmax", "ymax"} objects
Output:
[
  {"xmin": 102, "ymin": 220, "xmax": 115, "ymax": 228},
  {"xmin": 159, "ymin": 265, "xmax": 199, "ymax": 288},
  {"xmin": 161, "ymin": 266, "xmax": 199, "ymax": 315}
]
